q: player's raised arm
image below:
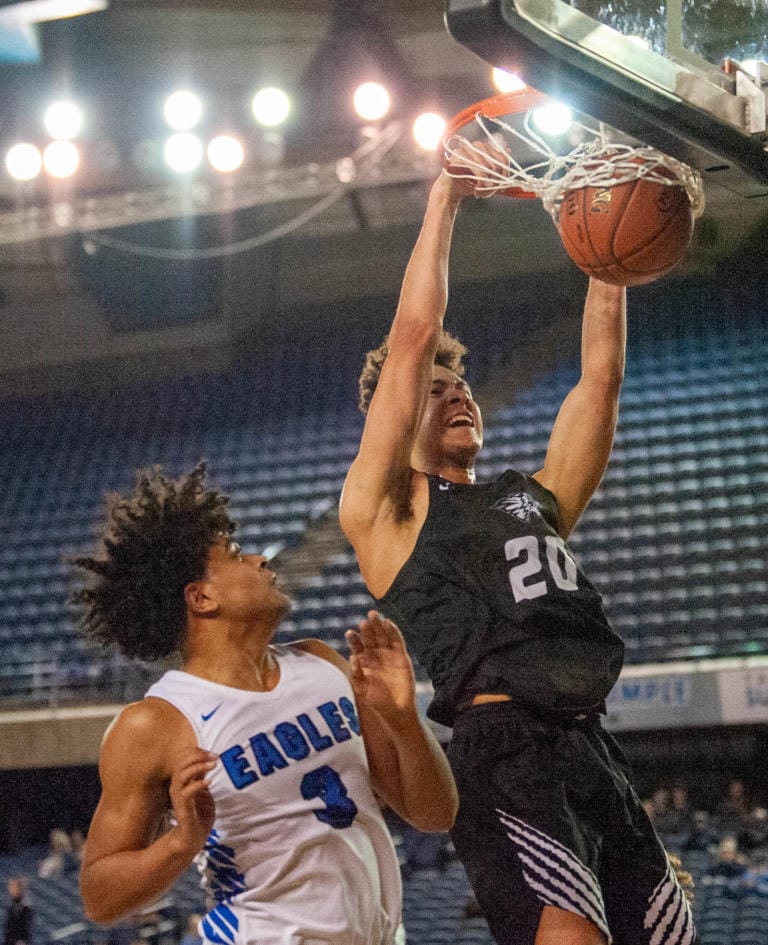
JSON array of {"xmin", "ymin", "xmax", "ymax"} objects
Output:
[
  {"xmin": 345, "ymin": 612, "xmax": 458, "ymax": 831},
  {"xmin": 340, "ymin": 172, "xmax": 467, "ymax": 538},
  {"xmin": 297, "ymin": 620, "xmax": 458, "ymax": 833},
  {"xmin": 80, "ymin": 701, "xmax": 216, "ymax": 925},
  {"xmin": 533, "ymin": 278, "xmax": 627, "ymax": 538}
]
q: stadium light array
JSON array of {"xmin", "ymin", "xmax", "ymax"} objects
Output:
[
  {"xmin": 251, "ymin": 88, "xmax": 291, "ymax": 128},
  {"xmin": 207, "ymin": 135, "xmax": 245, "ymax": 173},
  {"xmin": 353, "ymin": 81, "xmax": 391, "ymax": 121},
  {"xmin": 5, "ymin": 142, "xmax": 43, "ymax": 181},
  {"xmin": 412, "ymin": 112, "xmax": 446, "ymax": 151},
  {"xmin": 43, "ymin": 140, "xmax": 79, "ymax": 177},
  {"xmin": 531, "ymin": 103, "xmax": 573, "ymax": 137},
  {"xmin": 164, "ymin": 133, "xmax": 203, "ymax": 173},
  {"xmin": 164, "ymin": 91, "xmax": 203, "ymax": 132},
  {"xmin": 492, "ymin": 68, "xmax": 526, "ymax": 94},
  {"xmin": 43, "ymin": 100, "xmax": 84, "ymax": 140}
]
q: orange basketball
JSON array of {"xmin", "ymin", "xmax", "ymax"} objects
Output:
[{"xmin": 558, "ymin": 163, "xmax": 694, "ymax": 287}]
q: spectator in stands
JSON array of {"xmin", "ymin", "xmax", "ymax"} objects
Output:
[
  {"xmin": 73, "ymin": 464, "xmax": 457, "ymax": 943},
  {"xmin": 738, "ymin": 851, "xmax": 768, "ymax": 897},
  {"xmin": 37, "ymin": 827, "xmax": 72, "ymax": 878},
  {"xmin": 340, "ymin": 151, "xmax": 696, "ymax": 945},
  {"xmin": 668, "ymin": 785, "xmax": 694, "ymax": 836},
  {"xmin": 682, "ymin": 810, "xmax": 719, "ymax": 854},
  {"xmin": 641, "ymin": 798, "xmax": 658, "ymax": 827},
  {"xmin": 650, "ymin": 787, "xmax": 675, "ymax": 834},
  {"xmin": 2, "ymin": 877, "xmax": 32, "ymax": 945},
  {"xmin": 68, "ymin": 829, "xmax": 86, "ymax": 869},
  {"xmin": 739, "ymin": 805, "xmax": 768, "ymax": 852},
  {"xmin": 707, "ymin": 837, "xmax": 748, "ymax": 881},
  {"xmin": 717, "ymin": 778, "xmax": 752, "ymax": 834}
]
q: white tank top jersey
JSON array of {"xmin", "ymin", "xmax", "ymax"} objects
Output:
[{"xmin": 145, "ymin": 644, "xmax": 403, "ymax": 945}]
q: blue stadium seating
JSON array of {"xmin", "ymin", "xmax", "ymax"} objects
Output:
[{"xmin": 0, "ymin": 300, "xmax": 766, "ymax": 705}]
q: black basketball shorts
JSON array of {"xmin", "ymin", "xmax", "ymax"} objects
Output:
[{"xmin": 447, "ymin": 701, "xmax": 697, "ymax": 945}]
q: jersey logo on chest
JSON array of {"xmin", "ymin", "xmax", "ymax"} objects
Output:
[{"xmin": 491, "ymin": 491, "xmax": 542, "ymax": 522}]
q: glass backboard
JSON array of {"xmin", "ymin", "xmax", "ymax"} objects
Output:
[{"xmin": 445, "ymin": 0, "xmax": 768, "ymax": 198}]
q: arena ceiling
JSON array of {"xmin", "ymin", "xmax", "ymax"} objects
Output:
[{"xmin": 0, "ymin": 0, "xmax": 765, "ymax": 389}]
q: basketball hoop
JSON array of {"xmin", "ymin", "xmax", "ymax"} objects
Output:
[{"xmin": 441, "ymin": 88, "xmax": 706, "ymax": 220}]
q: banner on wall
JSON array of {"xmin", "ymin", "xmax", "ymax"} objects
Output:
[
  {"xmin": 718, "ymin": 667, "xmax": 768, "ymax": 724},
  {"xmin": 414, "ymin": 658, "xmax": 768, "ymax": 733}
]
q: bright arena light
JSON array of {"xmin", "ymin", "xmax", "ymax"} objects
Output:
[
  {"xmin": 531, "ymin": 103, "xmax": 573, "ymax": 137},
  {"xmin": 251, "ymin": 87, "xmax": 291, "ymax": 127},
  {"xmin": 44, "ymin": 100, "xmax": 84, "ymax": 140},
  {"xmin": 5, "ymin": 142, "xmax": 43, "ymax": 181},
  {"xmin": 164, "ymin": 91, "xmax": 203, "ymax": 131},
  {"xmin": 353, "ymin": 81, "xmax": 391, "ymax": 121},
  {"xmin": 412, "ymin": 112, "xmax": 446, "ymax": 151},
  {"xmin": 740, "ymin": 59, "xmax": 760, "ymax": 78},
  {"xmin": 164, "ymin": 132, "xmax": 204, "ymax": 173},
  {"xmin": 492, "ymin": 67, "xmax": 526, "ymax": 94},
  {"xmin": 43, "ymin": 140, "xmax": 80, "ymax": 178},
  {"xmin": 207, "ymin": 135, "xmax": 244, "ymax": 173}
]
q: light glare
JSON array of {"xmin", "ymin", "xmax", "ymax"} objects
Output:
[
  {"xmin": 44, "ymin": 100, "xmax": 83, "ymax": 140},
  {"xmin": 740, "ymin": 59, "xmax": 760, "ymax": 78},
  {"xmin": 18, "ymin": 0, "xmax": 108, "ymax": 21},
  {"xmin": 164, "ymin": 91, "xmax": 203, "ymax": 131},
  {"xmin": 5, "ymin": 142, "xmax": 42, "ymax": 181},
  {"xmin": 492, "ymin": 68, "xmax": 526, "ymax": 94},
  {"xmin": 531, "ymin": 103, "xmax": 573, "ymax": 137},
  {"xmin": 207, "ymin": 135, "xmax": 244, "ymax": 173},
  {"xmin": 251, "ymin": 88, "xmax": 291, "ymax": 127},
  {"xmin": 43, "ymin": 140, "xmax": 80, "ymax": 177},
  {"xmin": 164, "ymin": 133, "xmax": 203, "ymax": 173},
  {"xmin": 353, "ymin": 82, "xmax": 390, "ymax": 121},
  {"xmin": 412, "ymin": 112, "xmax": 446, "ymax": 151}
]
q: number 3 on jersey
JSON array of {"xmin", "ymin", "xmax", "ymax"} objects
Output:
[
  {"xmin": 301, "ymin": 765, "xmax": 358, "ymax": 829},
  {"xmin": 505, "ymin": 535, "xmax": 578, "ymax": 602}
]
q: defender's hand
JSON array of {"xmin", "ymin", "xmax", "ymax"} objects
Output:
[
  {"xmin": 345, "ymin": 611, "xmax": 417, "ymax": 722},
  {"xmin": 168, "ymin": 747, "xmax": 217, "ymax": 855}
]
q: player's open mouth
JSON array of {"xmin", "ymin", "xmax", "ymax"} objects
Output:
[{"xmin": 447, "ymin": 414, "xmax": 474, "ymax": 427}]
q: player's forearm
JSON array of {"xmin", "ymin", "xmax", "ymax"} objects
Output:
[
  {"xmin": 80, "ymin": 829, "xmax": 199, "ymax": 924},
  {"xmin": 391, "ymin": 175, "xmax": 464, "ymax": 339},
  {"xmin": 581, "ymin": 279, "xmax": 627, "ymax": 387},
  {"xmin": 376, "ymin": 708, "xmax": 458, "ymax": 831}
]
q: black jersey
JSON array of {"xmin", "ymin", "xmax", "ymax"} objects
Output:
[{"xmin": 375, "ymin": 470, "xmax": 624, "ymax": 726}]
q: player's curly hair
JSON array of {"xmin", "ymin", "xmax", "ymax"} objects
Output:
[
  {"xmin": 358, "ymin": 329, "xmax": 467, "ymax": 414},
  {"xmin": 71, "ymin": 463, "xmax": 235, "ymax": 662}
]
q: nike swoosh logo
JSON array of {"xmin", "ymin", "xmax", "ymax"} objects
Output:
[
  {"xmin": 439, "ymin": 482, "xmax": 451, "ymax": 491},
  {"xmin": 201, "ymin": 703, "xmax": 222, "ymax": 722}
]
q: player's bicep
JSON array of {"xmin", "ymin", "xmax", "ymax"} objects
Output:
[
  {"xmin": 82, "ymin": 705, "xmax": 172, "ymax": 868},
  {"xmin": 83, "ymin": 779, "xmax": 167, "ymax": 869},
  {"xmin": 535, "ymin": 378, "xmax": 619, "ymax": 536},
  {"xmin": 342, "ymin": 326, "xmax": 437, "ymax": 529}
]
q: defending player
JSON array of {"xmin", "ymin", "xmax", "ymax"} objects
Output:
[
  {"xmin": 339, "ymin": 158, "xmax": 698, "ymax": 945},
  {"xmin": 74, "ymin": 464, "xmax": 457, "ymax": 945}
]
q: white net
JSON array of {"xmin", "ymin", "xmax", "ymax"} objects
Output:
[{"xmin": 443, "ymin": 109, "xmax": 706, "ymax": 222}]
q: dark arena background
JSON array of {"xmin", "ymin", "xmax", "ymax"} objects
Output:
[{"xmin": 0, "ymin": 2, "xmax": 767, "ymax": 944}]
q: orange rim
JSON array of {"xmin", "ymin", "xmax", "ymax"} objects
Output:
[{"xmin": 441, "ymin": 87, "xmax": 553, "ymax": 199}]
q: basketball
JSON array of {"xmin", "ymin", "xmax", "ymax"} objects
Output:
[{"xmin": 558, "ymin": 163, "xmax": 694, "ymax": 287}]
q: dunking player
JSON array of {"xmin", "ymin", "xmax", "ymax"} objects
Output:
[
  {"xmin": 74, "ymin": 464, "xmax": 457, "ymax": 945},
  {"xmin": 339, "ymin": 158, "xmax": 698, "ymax": 945}
]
